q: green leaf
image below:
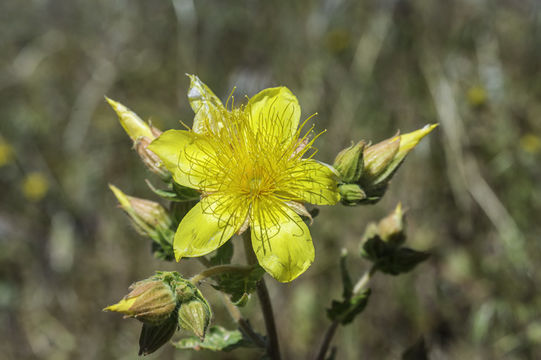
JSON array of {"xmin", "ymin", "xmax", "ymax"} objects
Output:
[
  {"xmin": 327, "ymin": 289, "xmax": 371, "ymax": 325},
  {"xmin": 209, "ymin": 241, "xmax": 234, "ymax": 266},
  {"xmin": 212, "ymin": 265, "xmax": 265, "ymax": 306},
  {"xmin": 360, "ymin": 233, "xmax": 393, "ymax": 263},
  {"xmin": 376, "ymin": 248, "xmax": 430, "ymax": 275},
  {"xmin": 173, "ymin": 325, "xmax": 253, "ymax": 352}
]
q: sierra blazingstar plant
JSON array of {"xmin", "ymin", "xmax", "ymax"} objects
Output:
[
  {"xmin": 105, "ymin": 74, "xmax": 437, "ymax": 358},
  {"xmin": 148, "ymin": 76, "xmax": 340, "ymax": 282}
]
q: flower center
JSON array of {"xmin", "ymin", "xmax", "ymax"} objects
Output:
[{"xmin": 249, "ymin": 178, "xmax": 263, "ymax": 195}]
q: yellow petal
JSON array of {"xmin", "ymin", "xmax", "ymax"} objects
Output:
[
  {"xmin": 106, "ymin": 97, "xmax": 154, "ymax": 141},
  {"xmin": 174, "ymin": 195, "xmax": 247, "ymax": 261},
  {"xmin": 148, "ymin": 130, "xmax": 217, "ymax": 189},
  {"xmin": 103, "ymin": 297, "xmax": 137, "ymax": 314},
  {"xmin": 250, "ymin": 202, "xmax": 314, "ymax": 282},
  {"xmin": 288, "ymin": 159, "xmax": 340, "ymax": 205},
  {"xmin": 396, "ymin": 124, "xmax": 438, "ymax": 158},
  {"xmin": 246, "ymin": 87, "xmax": 301, "ymax": 145},
  {"xmin": 186, "ymin": 74, "xmax": 225, "ymax": 134}
]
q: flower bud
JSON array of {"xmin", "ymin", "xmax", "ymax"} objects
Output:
[
  {"xmin": 177, "ymin": 296, "xmax": 212, "ymax": 340},
  {"xmin": 333, "ymin": 141, "xmax": 365, "ymax": 183},
  {"xmin": 338, "ymin": 184, "xmax": 366, "ymax": 206},
  {"xmin": 106, "ymin": 97, "xmax": 154, "ymax": 141},
  {"xmin": 109, "ymin": 184, "xmax": 173, "ymax": 239},
  {"xmin": 394, "ymin": 124, "xmax": 438, "ymax": 164},
  {"xmin": 362, "ymin": 136, "xmax": 400, "ymax": 182},
  {"xmin": 104, "ymin": 279, "xmax": 176, "ymax": 325},
  {"xmin": 135, "ymin": 137, "xmax": 171, "ymax": 180},
  {"xmin": 357, "ymin": 124, "xmax": 437, "ymax": 203},
  {"xmin": 377, "ymin": 203, "xmax": 406, "ymax": 248},
  {"xmin": 106, "ymin": 98, "xmax": 172, "ymax": 180}
]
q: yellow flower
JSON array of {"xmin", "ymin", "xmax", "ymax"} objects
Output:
[
  {"xmin": 149, "ymin": 76, "xmax": 340, "ymax": 282},
  {"xmin": 22, "ymin": 172, "xmax": 49, "ymax": 201},
  {"xmin": 0, "ymin": 138, "xmax": 14, "ymax": 167}
]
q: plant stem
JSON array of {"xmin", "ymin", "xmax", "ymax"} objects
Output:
[
  {"xmin": 189, "ymin": 264, "xmax": 253, "ymax": 284},
  {"xmin": 314, "ymin": 266, "xmax": 376, "ymax": 360},
  {"xmin": 195, "ymin": 257, "xmax": 266, "ymax": 348},
  {"xmin": 221, "ymin": 293, "xmax": 267, "ymax": 348},
  {"xmin": 242, "ymin": 232, "xmax": 282, "ymax": 360}
]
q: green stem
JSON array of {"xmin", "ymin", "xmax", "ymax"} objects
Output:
[
  {"xmin": 189, "ymin": 264, "xmax": 253, "ymax": 284},
  {"xmin": 314, "ymin": 266, "xmax": 377, "ymax": 360},
  {"xmin": 220, "ymin": 293, "xmax": 267, "ymax": 348},
  {"xmin": 242, "ymin": 232, "xmax": 282, "ymax": 360},
  {"xmin": 194, "ymin": 257, "xmax": 265, "ymax": 348}
]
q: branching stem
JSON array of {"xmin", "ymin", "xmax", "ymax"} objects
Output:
[{"xmin": 314, "ymin": 265, "xmax": 377, "ymax": 360}]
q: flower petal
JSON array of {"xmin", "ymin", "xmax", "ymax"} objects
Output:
[
  {"xmin": 250, "ymin": 202, "xmax": 314, "ymax": 282},
  {"xmin": 247, "ymin": 87, "xmax": 301, "ymax": 144},
  {"xmin": 287, "ymin": 159, "xmax": 341, "ymax": 205},
  {"xmin": 174, "ymin": 196, "xmax": 246, "ymax": 260},
  {"xmin": 148, "ymin": 130, "xmax": 217, "ymax": 189},
  {"xmin": 187, "ymin": 74, "xmax": 225, "ymax": 134}
]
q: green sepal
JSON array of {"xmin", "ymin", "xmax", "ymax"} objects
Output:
[
  {"xmin": 327, "ymin": 288, "xmax": 371, "ymax": 325},
  {"xmin": 209, "ymin": 241, "xmax": 234, "ymax": 266},
  {"xmin": 173, "ymin": 325, "xmax": 256, "ymax": 352},
  {"xmin": 212, "ymin": 265, "xmax": 265, "ymax": 306},
  {"xmin": 145, "ymin": 179, "xmax": 200, "ymax": 202},
  {"xmin": 138, "ymin": 317, "xmax": 178, "ymax": 356},
  {"xmin": 338, "ymin": 184, "xmax": 367, "ymax": 206},
  {"xmin": 333, "ymin": 141, "xmax": 365, "ymax": 183}
]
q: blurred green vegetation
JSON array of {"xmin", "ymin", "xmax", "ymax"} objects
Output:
[{"xmin": 1, "ymin": 0, "xmax": 541, "ymax": 359}]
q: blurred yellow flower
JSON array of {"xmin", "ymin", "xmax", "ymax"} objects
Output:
[
  {"xmin": 22, "ymin": 172, "xmax": 49, "ymax": 201},
  {"xmin": 149, "ymin": 76, "xmax": 340, "ymax": 282},
  {"xmin": 520, "ymin": 133, "xmax": 541, "ymax": 154},
  {"xmin": 467, "ymin": 85, "xmax": 487, "ymax": 107},
  {"xmin": 0, "ymin": 138, "xmax": 14, "ymax": 167}
]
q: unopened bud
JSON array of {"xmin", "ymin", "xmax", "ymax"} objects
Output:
[
  {"xmin": 394, "ymin": 124, "xmax": 438, "ymax": 163},
  {"xmin": 333, "ymin": 141, "xmax": 365, "ymax": 183},
  {"xmin": 107, "ymin": 98, "xmax": 172, "ymax": 180},
  {"xmin": 177, "ymin": 297, "xmax": 212, "ymax": 340},
  {"xmin": 135, "ymin": 137, "xmax": 171, "ymax": 180},
  {"xmin": 104, "ymin": 279, "xmax": 176, "ymax": 325},
  {"xmin": 106, "ymin": 97, "xmax": 154, "ymax": 141},
  {"xmin": 338, "ymin": 184, "xmax": 366, "ymax": 206},
  {"xmin": 357, "ymin": 124, "xmax": 437, "ymax": 203},
  {"xmin": 109, "ymin": 184, "xmax": 173, "ymax": 239},
  {"xmin": 377, "ymin": 203, "xmax": 406, "ymax": 248},
  {"xmin": 362, "ymin": 136, "xmax": 400, "ymax": 182}
]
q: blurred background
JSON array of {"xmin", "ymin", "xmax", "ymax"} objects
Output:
[{"xmin": 1, "ymin": 0, "xmax": 540, "ymax": 359}]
